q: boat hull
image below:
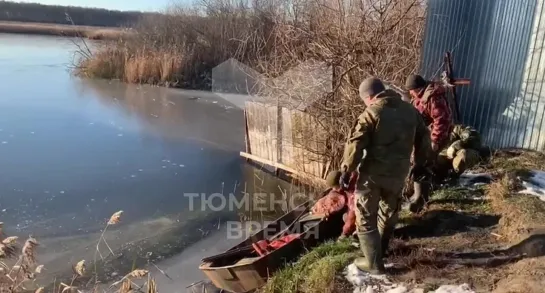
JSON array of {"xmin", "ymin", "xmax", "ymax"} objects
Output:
[{"xmin": 199, "ymin": 201, "xmax": 345, "ymax": 292}]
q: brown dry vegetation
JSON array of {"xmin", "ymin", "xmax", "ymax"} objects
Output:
[
  {"xmin": 391, "ymin": 151, "xmax": 545, "ymax": 292},
  {"xmin": 76, "ymin": 0, "xmax": 426, "ymax": 170},
  {"xmin": 0, "ymin": 21, "xmax": 129, "ymax": 40},
  {"xmin": 0, "ymin": 211, "xmax": 159, "ymax": 293},
  {"xmin": 483, "ymin": 150, "xmax": 545, "ymax": 242}
]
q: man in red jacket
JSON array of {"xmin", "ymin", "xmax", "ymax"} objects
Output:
[
  {"xmin": 405, "ymin": 74, "xmax": 454, "ymax": 213},
  {"xmin": 406, "ymin": 74, "xmax": 453, "ymax": 151}
]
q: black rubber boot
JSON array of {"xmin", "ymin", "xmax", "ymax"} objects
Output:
[
  {"xmin": 379, "ymin": 225, "xmax": 394, "ymax": 258},
  {"xmin": 354, "ymin": 230, "xmax": 386, "ymax": 275},
  {"xmin": 409, "ymin": 181, "xmax": 430, "ymax": 214}
]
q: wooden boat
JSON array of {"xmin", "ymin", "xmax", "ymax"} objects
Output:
[{"xmin": 198, "ymin": 195, "xmax": 346, "ymax": 293}]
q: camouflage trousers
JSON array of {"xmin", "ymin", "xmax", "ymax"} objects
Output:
[
  {"xmin": 354, "ymin": 179, "xmax": 403, "ymax": 234},
  {"xmin": 436, "ymin": 148, "xmax": 481, "ymax": 175}
]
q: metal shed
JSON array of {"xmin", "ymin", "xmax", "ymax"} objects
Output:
[{"xmin": 420, "ymin": 0, "xmax": 545, "ymax": 150}]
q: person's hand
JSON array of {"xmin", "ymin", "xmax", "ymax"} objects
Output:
[{"xmin": 340, "ymin": 171, "xmax": 351, "ymax": 189}]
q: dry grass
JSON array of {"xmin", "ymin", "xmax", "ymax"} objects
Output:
[
  {"xmin": 0, "ymin": 211, "xmax": 159, "ymax": 293},
  {"xmin": 78, "ymin": 47, "xmax": 183, "ymax": 86},
  {"xmin": 486, "ymin": 175, "xmax": 545, "ymax": 243},
  {"xmin": 481, "ymin": 149, "xmax": 545, "ymax": 242},
  {"xmin": 479, "ymin": 149, "xmax": 545, "ymax": 176},
  {"xmin": 0, "ymin": 21, "xmax": 128, "ymax": 40},
  {"xmin": 492, "ymin": 257, "xmax": 545, "ymax": 293},
  {"xmin": 393, "ymin": 151, "xmax": 545, "ymax": 291},
  {"xmin": 75, "ymin": 0, "xmax": 425, "ymax": 92}
]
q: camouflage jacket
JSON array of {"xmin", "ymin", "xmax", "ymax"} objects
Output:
[
  {"xmin": 341, "ymin": 90, "xmax": 431, "ymax": 186},
  {"xmin": 447, "ymin": 124, "xmax": 482, "ymax": 151},
  {"xmin": 411, "ymin": 83, "xmax": 453, "ymax": 148}
]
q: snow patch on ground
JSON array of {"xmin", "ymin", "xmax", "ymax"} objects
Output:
[
  {"xmin": 433, "ymin": 284, "xmax": 475, "ymax": 293},
  {"xmin": 345, "ymin": 264, "xmax": 475, "ymax": 293},
  {"xmin": 458, "ymin": 172, "xmax": 493, "ymax": 188},
  {"xmin": 519, "ymin": 170, "xmax": 545, "ymax": 200}
]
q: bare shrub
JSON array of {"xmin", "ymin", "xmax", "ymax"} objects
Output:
[
  {"xmin": 76, "ymin": 0, "xmax": 426, "ymax": 175},
  {"xmin": 253, "ymin": 0, "xmax": 426, "ymax": 172},
  {"xmin": 76, "ymin": 1, "xmax": 278, "ymax": 88}
]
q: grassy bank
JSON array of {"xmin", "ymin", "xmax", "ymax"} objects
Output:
[
  {"xmin": 260, "ymin": 150, "xmax": 545, "ymax": 293},
  {"xmin": 0, "ymin": 21, "xmax": 130, "ymax": 40}
]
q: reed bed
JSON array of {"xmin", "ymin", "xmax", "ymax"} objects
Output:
[
  {"xmin": 0, "ymin": 211, "xmax": 158, "ymax": 293},
  {"xmin": 0, "ymin": 21, "xmax": 128, "ymax": 40}
]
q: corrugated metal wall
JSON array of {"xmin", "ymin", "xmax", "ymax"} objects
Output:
[{"xmin": 420, "ymin": 0, "xmax": 542, "ymax": 149}]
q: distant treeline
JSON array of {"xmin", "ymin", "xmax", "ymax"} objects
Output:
[{"xmin": 0, "ymin": 1, "xmax": 159, "ymax": 27}]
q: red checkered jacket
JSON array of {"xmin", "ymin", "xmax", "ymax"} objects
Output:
[{"xmin": 411, "ymin": 83, "xmax": 453, "ymax": 148}]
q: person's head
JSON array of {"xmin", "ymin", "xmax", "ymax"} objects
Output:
[
  {"xmin": 325, "ymin": 170, "xmax": 342, "ymax": 190},
  {"xmin": 405, "ymin": 74, "xmax": 428, "ymax": 99},
  {"xmin": 359, "ymin": 77, "xmax": 386, "ymax": 106}
]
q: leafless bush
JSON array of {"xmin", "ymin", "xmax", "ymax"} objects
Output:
[
  {"xmin": 76, "ymin": 0, "xmax": 426, "ymax": 174},
  {"xmin": 76, "ymin": 0, "xmax": 278, "ymax": 88},
  {"xmin": 253, "ymin": 0, "xmax": 426, "ymax": 172}
]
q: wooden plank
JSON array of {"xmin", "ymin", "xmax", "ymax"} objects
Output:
[
  {"xmin": 242, "ymin": 101, "xmax": 331, "ymax": 180},
  {"xmin": 282, "ymin": 108, "xmax": 294, "ymax": 167},
  {"xmin": 268, "ymin": 105, "xmax": 276, "ymax": 162},
  {"xmin": 248, "ymin": 102, "xmax": 259, "ymax": 157},
  {"xmin": 276, "ymin": 104, "xmax": 283, "ymax": 167},
  {"xmin": 244, "ymin": 108, "xmax": 251, "ymax": 156},
  {"xmin": 240, "ymin": 151, "xmax": 325, "ymax": 184}
]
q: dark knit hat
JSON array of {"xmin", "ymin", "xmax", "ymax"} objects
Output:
[
  {"xmin": 325, "ymin": 170, "xmax": 342, "ymax": 188},
  {"xmin": 359, "ymin": 77, "xmax": 386, "ymax": 99},
  {"xmin": 405, "ymin": 74, "xmax": 428, "ymax": 90}
]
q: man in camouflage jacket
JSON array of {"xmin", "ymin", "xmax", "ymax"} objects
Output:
[
  {"xmin": 435, "ymin": 124, "xmax": 482, "ymax": 179},
  {"xmin": 340, "ymin": 77, "xmax": 431, "ymax": 274}
]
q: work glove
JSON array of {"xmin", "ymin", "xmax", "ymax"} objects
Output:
[
  {"xmin": 337, "ymin": 234, "xmax": 347, "ymax": 242},
  {"xmin": 340, "ymin": 171, "xmax": 351, "ymax": 189}
]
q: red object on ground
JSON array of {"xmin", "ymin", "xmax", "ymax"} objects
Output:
[
  {"xmin": 269, "ymin": 234, "xmax": 301, "ymax": 249},
  {"xmin": 252, "ymin": 234, "xmax": 302, "ymax": 256},
  {"xmin": 342, "ymin": 172, "xmax": 358, "ymax": 236},
  {"xmin": 342, "ymin": 209, "xmax": 356, "ymax": 236},
  {"xmin": 311, "ymin": 190, "xmax": 347, "ymax": 216},
  {"xmin": 311, "ymin": 172, "xmax": 359, "ymax": 216},
  {"xmin": 345, "ymin": 172, "xmax": 358, "ymax": 209}
]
